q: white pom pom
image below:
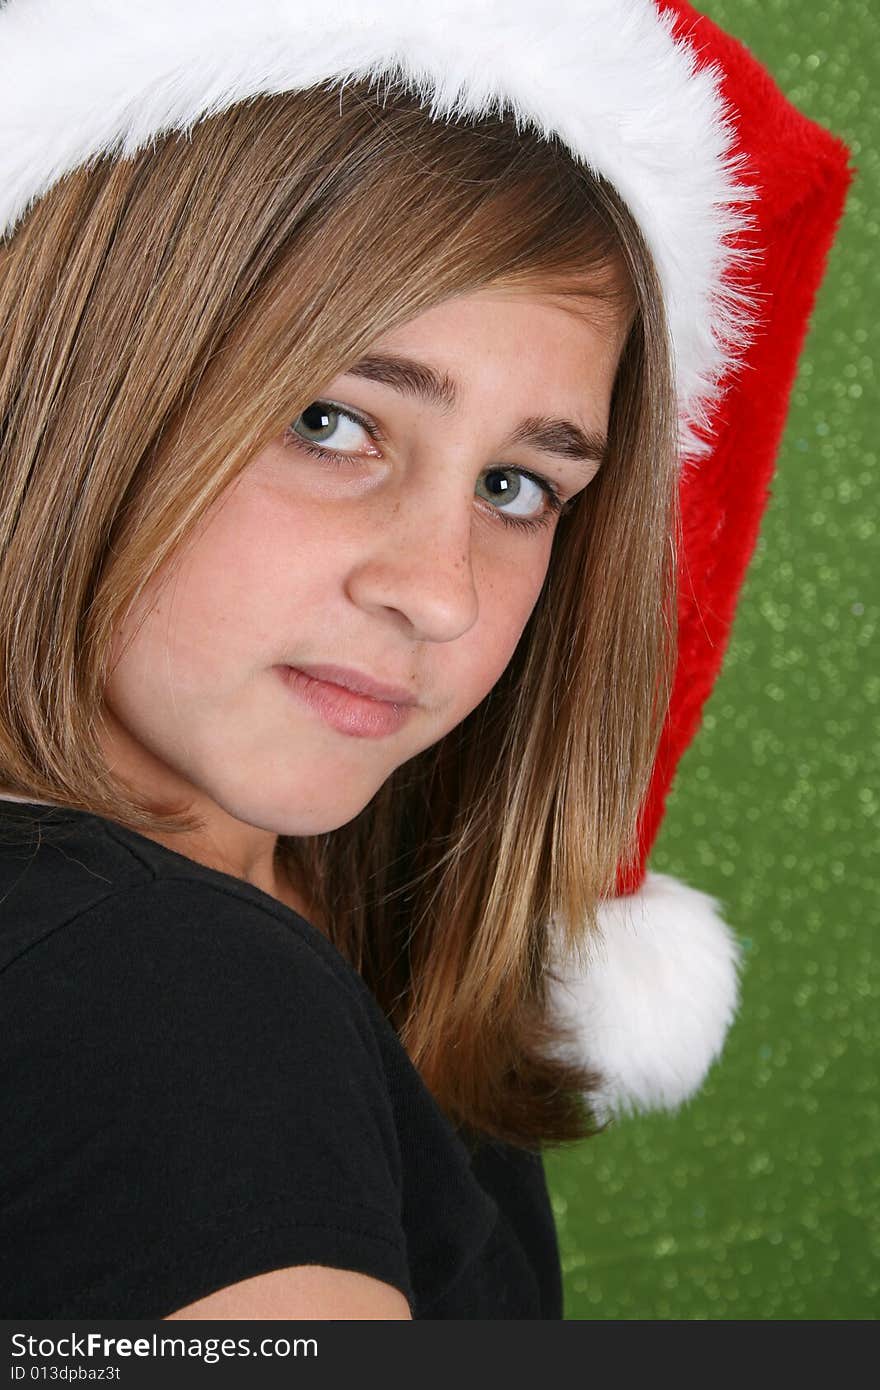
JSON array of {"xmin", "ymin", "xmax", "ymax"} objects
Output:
[{"xmin": 546, "ymin": 871, "xmax": 743, "ymax": 1123}]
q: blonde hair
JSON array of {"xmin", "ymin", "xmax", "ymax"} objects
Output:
[{"xmin": 0, "ymin": 84, "xmax": 679, "ymax": 1146}]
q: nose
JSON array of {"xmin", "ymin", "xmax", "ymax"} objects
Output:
[{"xmin": 344, "ymin": 484, "xmax": 480, "ymax": 643}]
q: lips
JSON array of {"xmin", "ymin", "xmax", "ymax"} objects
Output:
[
  {"xmin": 290, "ymin": 662, "xmax": 418, "ymax": 706},
  {"xmin": 278, "ymin": 665, "xmax": 416, "ymax": 739}
]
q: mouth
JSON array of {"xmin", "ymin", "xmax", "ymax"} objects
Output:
[
  {"xmin": 278, "ymin": 665, "xmax": 416, "ymax": 740},
  {"xmin": 290, "ymin": 661, "xmax": 419, "ymax": 706}
]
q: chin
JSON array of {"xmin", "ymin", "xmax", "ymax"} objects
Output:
[{"xmin": 238, "ymin": 788, "xmax": 380, "ymax": 839}]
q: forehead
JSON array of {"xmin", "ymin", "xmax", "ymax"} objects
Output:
[{"xmin": 377, "ymin": 282, "xmax": 632, "ymax": 372}]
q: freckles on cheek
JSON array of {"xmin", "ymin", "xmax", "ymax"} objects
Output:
[
  {"xmin": 463, "ymin": 572, "xmax": 545, "ymax": 703},
  {"xmin": 481, "ymin": 555, "xmax": 548, "ymax": 636}
]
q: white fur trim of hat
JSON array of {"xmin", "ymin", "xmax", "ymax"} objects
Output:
[{"xmin": 0, "ymin": 0, "xmax": 760, "ymax": 467}]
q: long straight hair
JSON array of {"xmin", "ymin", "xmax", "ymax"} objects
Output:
[{"xmin": 0, "ymin": 84, "xmax": 679, "ymax": 1147}]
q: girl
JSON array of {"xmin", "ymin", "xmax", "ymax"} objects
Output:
[{"xmin": 0, "ymin": 1, "xmax": 851, "ymax": 1319}]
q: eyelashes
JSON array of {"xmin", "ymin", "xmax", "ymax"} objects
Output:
[{"xmin": 285, "ymin": 400, "xmax": 566, "ymax": 535}]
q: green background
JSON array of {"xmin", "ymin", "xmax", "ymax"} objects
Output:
[{"xmin": 546, "ymin": 0, "xmax": 878, "ymax": 1320}]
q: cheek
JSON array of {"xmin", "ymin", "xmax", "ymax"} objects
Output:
[
  {"xmin": 445, "ymin": 559, "xmax": 547, "ymax": 715},
  {"xmin": 111, "ymin": 487, "xmax": 343, "ymax": 690}
]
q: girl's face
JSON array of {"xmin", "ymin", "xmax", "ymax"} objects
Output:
[{"xmin": 102, "ymin": 286, "xmax": 628, "ymax": 870}]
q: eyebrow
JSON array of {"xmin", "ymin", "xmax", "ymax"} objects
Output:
[{"xmin": 343, "ymin": 351, "xmax": 610, "ymax": 476}]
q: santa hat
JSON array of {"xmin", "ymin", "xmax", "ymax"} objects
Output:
[{"xmin": 0, "ymin": 0, "xmax": 854, "ymax": 1118}]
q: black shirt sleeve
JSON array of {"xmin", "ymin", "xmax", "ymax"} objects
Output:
[{"xmin": 1, "ymin": 879, "xmax": 412, "ymax": 1318}]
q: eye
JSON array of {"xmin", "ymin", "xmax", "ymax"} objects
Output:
[
  {"xmin": 476, "ymin": 468, "xmax": 558, "ymax": 526},
  {"xmin": 287, "ymin": 401, "xmax": 381, "ymax": 457}
]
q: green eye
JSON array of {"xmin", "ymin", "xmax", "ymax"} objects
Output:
[
  {"xmin": 289, "ymin": 402, "xmax": 376, "ymax": 454},
  {"xmin": 475, "ymin": 467, "xmax": 563, "ymax": 534}
]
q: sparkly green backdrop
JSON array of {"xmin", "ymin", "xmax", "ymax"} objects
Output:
[{"xmin": 545, "ymin": 0, "xmax": 878, "ymax": 1320}]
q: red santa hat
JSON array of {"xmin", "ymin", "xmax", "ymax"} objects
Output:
[{"xmin": 0, "ymin": 0, "xmax": 854, "ymax": 1118}]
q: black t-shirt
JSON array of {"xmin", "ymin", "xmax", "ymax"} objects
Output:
[{"xmin": 0, "ymin": 799, "xmax": 562, "ymax": 1319}]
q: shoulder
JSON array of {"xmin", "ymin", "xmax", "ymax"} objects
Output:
[
  {"xmin": 77, "ymin": 874, "xmax": 373, "ymax": 1005},
  {"xmin": 5, "ymin": 855, "xmax": 375, "ymax": 1027},
  {"xmin": 5, "ymin": 874, "xmax": 391, "ymax": 1094},
  {"xmin": 0, "ymin": 805, "xmax": 375, "ymax": 1029},
  {"xmin": 0, "ymin": 875, "xmax": 411, "ymax": 1317},
  {"xmin": 2, "ymin": 874, "xmax": 403, "ymax": 1199}
]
